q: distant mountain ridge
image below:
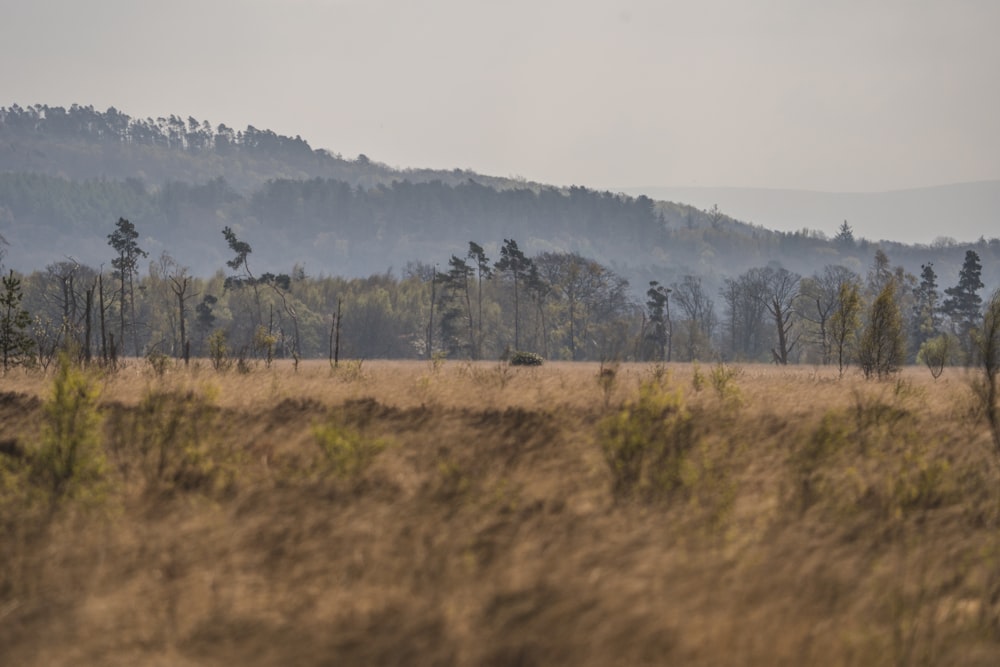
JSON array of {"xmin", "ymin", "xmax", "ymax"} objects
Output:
[
  {"xmin": 619, "ymin": 182, "xmax": 1000, "ymax": 245},
  {"xmin": 0, "ymin": 103, "xmax": 525, "ymax": 193},
  {"xmin": 1, "ymin": 103, "xmax": 999, "ymax": 298}
]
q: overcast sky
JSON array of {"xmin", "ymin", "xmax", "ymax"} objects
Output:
[{"xmin": 2, "ymin": 0, "xmax": 998, "ymax": 193}]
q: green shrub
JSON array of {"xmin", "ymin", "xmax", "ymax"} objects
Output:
[
  {"xmin": 917, "ymin": 334, "xmax": 956, "ymax": 380},
  {"xmin": 313, "ymin": 420, "xmax": 386, "ymax": 480},
  {"xmin": 430, "ymin": 350, "xmax": 448, "ymax": 373},
  {"xmin": 107, "ymin": 386, "xmax": 227, "ymax": 494},
  {"xmin": 32, "ymin": 354, "xmax": 108, "ymax": 502},
  {"xmin": 207, "ymin": 329, "xmax": 232, "ymax": 372},
  {"xmin": 145, "ymin": 347, "xmax": 171, "ymax": 377},
  {"xmin": 596, "ymin": 362, "xmax": 618, "ymax": 408},
  {"xmin": 791, "ymin": 398, "xmax": 955, "ymax": 520},
  {"xmin": 253, "ymin": 325, "xmax": 277, "ymax": 368},
  {"xmin": 599, "ymin": 381, "xmax": 696, "ymax": 501},
  {"xmin": 709, "ymin": 362, "xmax": 743, "ymax": 405},
  {"xmin": 467, "ymin": 361, "xmax": 513, "ymax": 390},
  {"xmin": 509, "ymin": 351, "xmax": 543, "ymax": 366}
]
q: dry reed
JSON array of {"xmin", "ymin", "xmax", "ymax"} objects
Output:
[{"xmin": 1, "ymin": 359, "xmax": 998, "ymax": 665}]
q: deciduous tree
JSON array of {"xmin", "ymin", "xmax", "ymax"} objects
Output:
[
  {"xmin": 859, "ymin": 280, "xmax": 906, "ymax": 380},
  {"xmin": 830, "ymin": 280, "xmax": 862, "ymax": 376}
]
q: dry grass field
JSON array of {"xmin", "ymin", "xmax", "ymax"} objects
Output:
[{"xmin": 2, "ymin": 358, "xmax": 1000, "ymax": 665}]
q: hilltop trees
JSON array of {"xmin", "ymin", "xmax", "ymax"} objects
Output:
[{"xmin": 834, "ymin": 221, "xmax": 855, "ymax": 249}]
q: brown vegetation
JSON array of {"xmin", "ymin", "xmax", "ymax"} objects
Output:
[{"xmin": 2, "ymin": 360, "xmax": 1000, "ymax": 665}]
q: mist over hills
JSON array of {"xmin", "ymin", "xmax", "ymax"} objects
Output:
[
  {"xmin": 1, "ymin": 103, "xmax": 999, "ymax": 296},
  {"xmin": 620, "ymin": 182, "xmax": 1000, "ymax": 246}
]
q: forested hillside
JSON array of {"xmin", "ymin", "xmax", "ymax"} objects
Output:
[{"xmin": 2, "ymin": 103, "xmax": 1000, "ymax": 365}]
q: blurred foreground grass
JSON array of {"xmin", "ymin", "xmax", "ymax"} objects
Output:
[{"xmin": 1, "ymin": 359, "xmax": 1000, "ymax": 666}]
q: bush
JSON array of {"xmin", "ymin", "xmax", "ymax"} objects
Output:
[
  {"xmin": 107, "ymin": 387, "xmax": 227, "ymax": 494},
  {"xmin": 313, "ymin": 420, "xmax": 387, "ymax": 480},
  {"xmin": 509, "ymin": 351, "xmax": 543, "ymax": 366},
  {"xmin": 207, "ymin": 329, "xmax": 232, "ymax": 372},
  {"xmin": 917, "ymin": 334, "xmax": 956, "ymax": 379},
  {"xmin": 32, "ymin": 354, "xmax": 107, "ymax": 502},
  {"xmin": 599, "ymin": 381, "xmax": 696, "ymax": 501}
]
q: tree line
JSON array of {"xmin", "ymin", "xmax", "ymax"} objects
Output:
[{"xmin": 0, "ymin": 220, "xmax": 996, "ymax": 376}]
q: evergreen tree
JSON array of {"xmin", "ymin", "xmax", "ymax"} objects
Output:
[
  {"xmin": 645, "ymin": 281, "xmax": 671, "ymax": 362},
  {"xmin": 942, "ymin": 250, "xmax": 984, "ymax": 354},
  {"xmin": 107, "ymin": 217, "xmax": 147, "ymax": 356},
  {"xmin": 439, "ymin": 254, "xmax": 474, "ymax": 357},
  {"xmin": 834, "ymin": 220, "xmax": 855, "ymax": 249},
  {"xmin": 467, "ymin": 242, "xmax": 492, "ymax": 359},
  {"xmin": 495, "ymin": 239, "xmax": 533, "ymax": 351},
  {"xmin": 910, "ymin": 262, "xmax": 940, "ymax": 355},
  {"xmin": 0, "ymin": 269, "xmax": 36, "ymax": 372}
]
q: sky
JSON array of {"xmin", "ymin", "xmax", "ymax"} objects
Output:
[{"xmin": 1, "ymin": 0, "xmax": 999, "ymax": 194}]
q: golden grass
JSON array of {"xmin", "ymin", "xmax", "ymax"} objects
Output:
[{"xmin": 1, "ymin": 359, "xmax": 999, "ymax": 665}]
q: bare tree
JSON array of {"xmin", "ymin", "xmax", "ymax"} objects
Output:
[
  {"xmin": 168, "ymin": 263, "xmax": 196, "ymax": 364},
  {"xmin": 671, "ymin": 275, "xmax": 716, "ymax": 361},
  {"xmin": 720, "ymin": 268, "xmax": 769, "ymax": 361},
  {"xmin": 759, "ymin": 267, "xmax": 801, "ymax": 365},
  {"xmin": 799, "ymin": 265, "xmax": 860, "ymax": 364}
]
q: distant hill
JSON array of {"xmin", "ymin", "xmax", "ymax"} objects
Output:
[
  {"xmin": 1, "ymin": 103, "xmax": 999, "ymax": 297},
  {"xmin": 619, "ymin": 182, "xmax": 1000, "ymax": 245}
]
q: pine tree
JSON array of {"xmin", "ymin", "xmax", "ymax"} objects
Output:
[
  {"xmin": 911, "ymin": 262, "xmax": 940, "ymax": 353},
  {"xmin": 0, "ymin": 270, "xmax": 36, "ymax": 372},
  {"xmin": 834, "ymin": 220, "xmax": 855, "ymax": 249},
  {"xmin": 645, "ymin": 281, "xmax": 671, "ymax": 362},
  {"xmin": 943, "ymin": 249, "xmax": 984, "ymax": 357},
  {"xmin": 495, "ymin": 239, "xmax": 533, "ymax": 351},
  {"xmin": 107, "ymin": 217, "xmax": 148, "ymax": 356},
  {"xmin": 467, "ymin": 242, "xmax": 492, "ymax": 359}
]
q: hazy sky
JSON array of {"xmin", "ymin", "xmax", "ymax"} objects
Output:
[{"xmin": 2, "ymin": 0, "xmax": 998, "ymax": 193}]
